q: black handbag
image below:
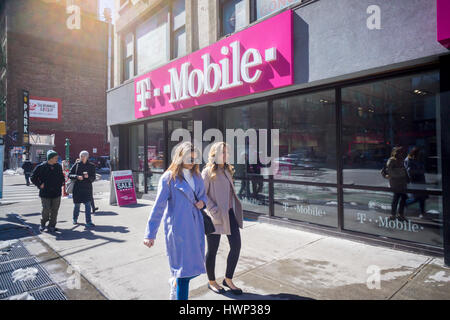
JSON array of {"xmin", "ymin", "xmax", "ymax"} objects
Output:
[{"xmin": 182, "ymin": 177, "xmax": 216, "ymax": 235}]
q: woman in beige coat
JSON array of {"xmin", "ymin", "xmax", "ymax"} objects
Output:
[{"xmin": 202, "ymin": 142, "xmax": 244, "ymax": 295}]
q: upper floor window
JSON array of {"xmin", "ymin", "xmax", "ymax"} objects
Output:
[
  {"xmin": 172, "ymin": 0, "xmax": 186, "ymax": 59},
  {"xmin": 220, "ymin": 0, "xmax": 248, "ymax": 37},
  {"xmin": 122, "ymin": 32, "xmax": 134, "ymax": 81},
  {"xmin": 136, "ymin": 6, "xmax": 169, "ymax": 75},
  {"xmin": 120, "ymin": 1, "xmax": 186, "ymax": 82},
  {"xmin": 251, "ymin": 0, "xmax": 302, "ymax": 21}
]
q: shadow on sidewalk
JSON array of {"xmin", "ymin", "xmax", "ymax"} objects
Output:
[
  {"xmin": 221, "ymin": 292, "xmax": 314, "ymax": 300},
  {"xmin": 92, "ymin": 211, "xmax": 119, "ymax": 216}
]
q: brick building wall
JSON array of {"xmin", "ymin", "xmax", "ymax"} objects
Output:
[{"xmin": 5, "ymin": 0, "xmax": 108, "ymax": 164}]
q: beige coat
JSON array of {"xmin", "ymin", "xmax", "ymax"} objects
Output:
[{"xmin": 201, "ymin": 167, "xmax": 243, "ymax": 235}]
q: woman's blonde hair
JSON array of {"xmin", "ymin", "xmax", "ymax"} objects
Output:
[
  {"xmin": 166, "ymin": 141, "xmax": 200, "ymax": 183},
  {"xmin": 204, "ymin": 142, "xmax": 234, "ymax": 180}
]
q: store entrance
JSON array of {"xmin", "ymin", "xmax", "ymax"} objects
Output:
[{"xmin": 167, "ymin": 113, "xmax": 193, "ymax": 165}]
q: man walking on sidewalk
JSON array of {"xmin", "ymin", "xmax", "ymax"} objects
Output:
[
  {"xmin": 30, "ymin": 150, "xmax": 65, "ymax": 233},
  {"xmin": 21, "ymin": 158, "xmax": 33, "ymax": 186}
]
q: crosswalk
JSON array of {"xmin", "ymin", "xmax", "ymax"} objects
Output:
[{"xmin": 0, "ymin": 183, "xmax": 40, "ymax": 204}]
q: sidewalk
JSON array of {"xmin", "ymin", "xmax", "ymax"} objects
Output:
[{"xmin": 1, "ymin": 175, "xmax": 450, "ymax": 300}]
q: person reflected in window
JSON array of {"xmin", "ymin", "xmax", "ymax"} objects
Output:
[
  {"xmin": 386, "ymin": 147, "xmax": 409, "ymax": 222},
  {"xmin": 237, "ymin": 152, "xmax": 250, "ymax": 200},
  {"xmin": 248, "ymin": 160, "xmax": 263, "ymax": 202},
  {"xmin": 404, "ymin": 147, "xmax": 428, "ymax": 219}
]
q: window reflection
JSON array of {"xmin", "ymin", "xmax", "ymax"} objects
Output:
[
  {"xmin": 342, "ymin": 71, "xmax": 442, "ymax": 191},
  {"xmin": 273, "ymin": 90, "xmax": 336, "ymax": 183}
]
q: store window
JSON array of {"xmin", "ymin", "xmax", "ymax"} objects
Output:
[
  {"xmin": 251, "ymin": 0, "xmax": 301, "ymax": 21},
  {"xmin": 273, "ymin": 90, "xmax": 337, "ymax": 183},
  {"xmin": 122, "ymin": 32, "xmax": 134, "ymax": 81},
  {"xmin": 220, "ymin": 0, "xmax": 248, "ymax": 37},
  {"xmin": 147, "ymin": 121, "xmax": 165, "ymax": 195},
  {"xmin": 342, "ymin": 71, "xmax": 442, "ymax": 191},
  {"xmin": 225, "ymin": 102, "xmax": 269, "ymax": 215},
  {"xmin": 274, "ymin": 184, "xmax": 338, "ymax": 227},
  {"xmin": 129, "ymin": 124, "xmax": 145, "ymax": 192},
  {"xmin": 343, "ymin": 190, "xmax": 443, "ymax": 247},
  {"xmin": 341, "ymin": 70, "xmax": 443, "ymax": 247}
]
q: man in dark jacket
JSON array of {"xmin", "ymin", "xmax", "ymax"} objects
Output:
[
  {"xmin": 21, "ymin": 158, "xmax": 34, "ymax": 186},
  {"xmin": 30, "ymin": 150, "xmax": 65, "ymax": 232},
  {"xmin": 69, "ymin": 151, "xmax": 96, "ymax": 227}
]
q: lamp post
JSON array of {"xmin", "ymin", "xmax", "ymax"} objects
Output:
[
  {"xmin": 65, "ymin": 138, "xmax": 70, "ymax": 163},
  {"xmin": 63, "ymin": 138, "xmax": 71, "ymax": 196}
]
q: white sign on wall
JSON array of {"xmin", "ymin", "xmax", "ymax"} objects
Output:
[{"xmin": 29, "ymin": 97, "xmax": 61, "ymax": 121}]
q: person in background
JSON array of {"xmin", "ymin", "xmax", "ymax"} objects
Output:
[
  {"xmin": 30, "ymin": 150, "xmax": 65, "ymax": 233},
  {"xmin": 386, "ymin": 146, "xmax": 409, "ymax": 222},
  {"xmin": 69, "ymin": 151, "xmax": 96, "ymax": 227},
  {"xmin": 21, "ymin": 158, "xmax": 33, "ymax": 186},
  {"xmin": 202, "ymin": 142, "xmax": 244, "ymax": 295},
  {"xmin": 404, "ymin": 147, "xmax": 428, "ymax": 219},
  {"xmin": 74, "ymin": 157, "xmax": 99, "ymax": 214},
  {"xmin": 143, "ymin": 142, "xmax": 207, "ymax": 300}
]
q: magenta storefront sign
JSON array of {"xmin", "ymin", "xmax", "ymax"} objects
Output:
[
  {"xmin": 437, "ymin": 0, "xmax": 450, "ymax": 48},
  {"xmin": 134, "ymin": 10, "xmax": 294, "ymax": 119}
]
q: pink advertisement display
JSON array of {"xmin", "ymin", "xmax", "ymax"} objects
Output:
[
  {"xmin": 134, "ymin": 9, "xmax": 294, "ymax": 119},
  {"xmin": 112, "ymin": 170, "xmax": 137, "ymax": 206},
  {"xmin": 437, "ymin": 0, "xmax": 450, "ymax": 48}
]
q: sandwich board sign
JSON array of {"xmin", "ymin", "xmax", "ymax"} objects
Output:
[{"xmin": 110, "ymin": 170, "xmax": 137, "ymax": 206}]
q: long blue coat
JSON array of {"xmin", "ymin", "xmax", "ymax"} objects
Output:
[{"xmin": 144, "ymin": 170, "xmax": 208, "ymax": 278}]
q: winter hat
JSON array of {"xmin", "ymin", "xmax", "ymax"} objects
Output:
[
  {"xmin": 46, "ymin": 150, "xmax": 58, "ymax": 161},
  {"xmin": 79, "ymin": 150, "xmax": 89, "ymax": 159}
]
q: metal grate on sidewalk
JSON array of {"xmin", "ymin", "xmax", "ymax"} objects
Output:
[{"xmin": 0, "ymin": 240, "xmax": 67, "ymax": 300}]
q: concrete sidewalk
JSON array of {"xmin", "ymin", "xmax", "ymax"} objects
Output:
[{"xmin": 1, "ymin": 175, "xmax": 450, "ymax": 300}]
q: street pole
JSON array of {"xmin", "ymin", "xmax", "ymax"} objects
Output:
[{"xmin": 63, "ymin": 138, "xmax": 71, "ymax": 196}]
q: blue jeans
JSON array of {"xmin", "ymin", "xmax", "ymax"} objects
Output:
[
  {"xmin": 73, "ymin": 202, "xmax": 92, "ymax": 223},
  {"xmin": 176, "ymin": 275, "xmax": 198, "ymax": 300}
]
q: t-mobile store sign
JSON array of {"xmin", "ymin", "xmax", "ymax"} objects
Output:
[{"xmin": 134, "ymin": 10, "xmax": 293, "ymax": 119}]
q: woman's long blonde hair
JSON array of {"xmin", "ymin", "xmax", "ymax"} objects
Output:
[
  {"xmin": 204, "ymin": 142, "xmax": 234, "ymax": 180},
  {"xmin": 166, "ymin": 141, "xmax": 200, "ymax": 183}
]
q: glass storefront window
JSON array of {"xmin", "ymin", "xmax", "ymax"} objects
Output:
[
  {"xmin": 274, "ymin": 183, "xmax": 338, "ymax": 227},
  {"xmin": 224, "ymin": 102, "xmax": 268, "ymax": 180},
  {"xmin": 234, "ymin": 179, "xmax": 269, "ymax": 215},
  {"xmin": 273, "ymin": 90, "xmax": 336, "ymax": 183},
  {"xmin": 147, "ymin": 121, "xmax": 165, "ymax": 195},
  {"xmin": 343, "ymin": 189, "xmax": 443, "ymax": 247},
  {"xmin": 129, "ymin": 124, "xmax": 144, "ymax": 172},
  {"xmin": 147, "ymin": 121, "xmax": 165, "ymax": 174},
  {"xmin": 342, "ymin": 71, "xmax": 442, "ymax": 191}
]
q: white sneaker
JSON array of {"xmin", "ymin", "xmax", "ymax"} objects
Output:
[{"xmin": 169, "ymin": 277, "xmax": 177, "ymax": 300}]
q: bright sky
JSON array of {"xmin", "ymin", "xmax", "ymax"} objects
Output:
[{"xmin": 98, "ymin": 0, "xmax": 115, "ymax": 22}]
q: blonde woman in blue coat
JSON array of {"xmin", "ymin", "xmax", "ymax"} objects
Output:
[{"xmin": 143, "ymin": 142, "xmax": 208, "ymax": 300}]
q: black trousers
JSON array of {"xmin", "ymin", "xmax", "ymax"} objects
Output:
[
  {"xmin": 206, "ymin": 208, "xmax": 241, "ymax": 281},
  {"xmin": 391, "ymin": 192, "xmax": 407, "ymax": 216}
]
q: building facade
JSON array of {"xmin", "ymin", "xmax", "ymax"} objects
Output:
[
  {"xmin": 1, "ymin": 0, "xmax": 109, "ymax": 167},
  {"xmin": 107, "ymin": 0, "xmax": 450, "ymax": 263}
]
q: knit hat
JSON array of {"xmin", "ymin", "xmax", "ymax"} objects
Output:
[{"xmin": 47, "ymin": 150, "xmax": 58, "ymax": 161}]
